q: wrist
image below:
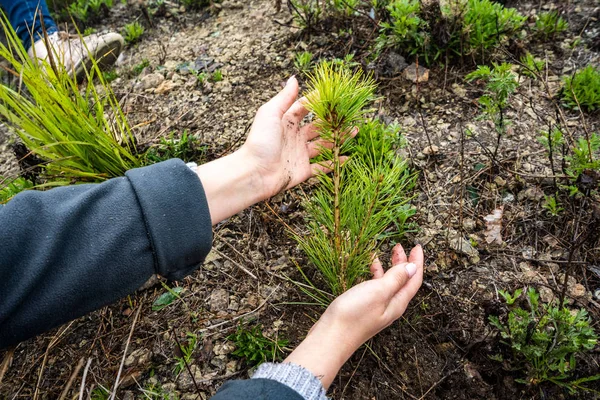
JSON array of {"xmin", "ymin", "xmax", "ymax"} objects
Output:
[{"xmin": 195, "ymin": 151, "xmax": 266, "ymax": 225}]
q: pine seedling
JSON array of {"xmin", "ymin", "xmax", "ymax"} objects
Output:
[
  {"xmin": 0, "ymin": 15, "xmax": 141, "ymax": 185},
  {"xmin": 296, "ymin": 62, "xmax": 415, "ymax": 298}
]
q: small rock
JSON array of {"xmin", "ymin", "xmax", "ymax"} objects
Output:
[
  {"xmin": 570, "ymin": 283, "xmax": 586, "ymax": 298},
  {"xmin": 518, "ymin": 187, "xmax": 544, "ymax": 202},
  {"xmin": 403, "ymin": 63, "xmax": 429, "ymax": 83},
  {"xmin": 384, "ymin": 51, "xmax": 408, "ymax": 75},
  {"xmin": 449, "ymin": 237, "xmax": 480, "ymax": 263},
  {"xmin": 155, "ymin": 79, "xmax": 182, "ymax": 95},
  {"xmin": 141, "ymin": 73, "xmax": 165, "ymax": 91},
  {"xmin": 124, "ymin": 348, "xmax": 151, "ymax": 368},
  {"xmin": 462, "ymin": 219, "xmax": 476, "ymax": 231},
  {"xmin": 451, "ymin": 83, "xmax": 467, "ymax": 98},
  {"xmin": 422, "ymin": 145, "xmax": 439, "ymax": 155},
  {"xmin": 209, "ymin": 289, "xmax": 229, "ymax": 312},
  {"xmin": 538, "ymin": 286, "xmax": 555, "ymax": 303}
]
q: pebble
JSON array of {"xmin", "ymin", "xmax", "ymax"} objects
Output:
[
  {"xmin": 209, "ymin": 288, "xmax": 229, "ymax": 312},
  {"xmin": 140, "ymin": 73, "xmax": 165, "ymax": 91},
  {"xmin": 403, "ymin": 63, "xmax": 429, "ymax": 83}
]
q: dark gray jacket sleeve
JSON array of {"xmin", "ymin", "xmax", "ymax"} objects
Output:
[
  {"xmin": 211, "ymin": 379, "xmax": 305, "ymax": 400},
  {"xmin": 0, "ymin": 159, "xmax": 212, "ymax": 348}
]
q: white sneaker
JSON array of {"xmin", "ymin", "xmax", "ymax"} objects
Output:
[{"xmin": 27, "ymin": 31, "xmax": 124, "ymax": 80}]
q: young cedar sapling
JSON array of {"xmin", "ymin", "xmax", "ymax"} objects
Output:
[{"xmin": 295, "ymin": 62, "xmax": 415, "ymax": 300}]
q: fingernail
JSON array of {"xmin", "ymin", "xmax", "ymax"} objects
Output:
[
  {"xmin": 405, "ymin": 263, "xmax": 417, "ymax": 278},
  {"xmin": 286, "ymin": 75, "xmax": 296, "ymax": 86}
]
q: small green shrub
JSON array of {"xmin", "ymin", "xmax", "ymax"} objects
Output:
[
  {"xmin": 566, "ymin": 133, "xmax": 600, "ymax": 181},
  {"xmin": 377, "ymin": 0, "xmax": 427, "ymax": 59},
  {"xmin": 66, "ymin": 0, "xmax": 113, "ymax": 23},
  {"xmin": 144, "ymin": 131, "xmax": 205, "ymax": 164},
  {"xmin": 535, "ymin": 11, "xmax": 568, "ymax": 39},
  {"xmin": 288, "ymin": 0, "xmax": 324, "ymax": 29},
  {"xmin": 0, "ymin": 177, "xmax": 34, "ymax": 204},
  {"xmin": 489, "ymin": 288, "xmax": 599, "ymax": 391},
  {"xmin": 228, "ymin": 324, "xmax": 288, "ymax": 365},
  {"xmin": 466, "ymin": 63, "xmax": 518, "ymax": 133},
  {"xmin": 562, "ymin": 65, "xmax": 600, "ymax": 112},
  {"xmin": 462, "ymin": 0, "xmax": 525, "ymax": 58},
  {"xmin": 123, "ymin": 21, "xmax": 145, "ymax": 44},
  {"xmin": 542, "ymin": 194, "xmax": 564, "ymax": 216},
  {"xmin": 294, "ymin": 51, "xmax": 314, "ymax": 74}
]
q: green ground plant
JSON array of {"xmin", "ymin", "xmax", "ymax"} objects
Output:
[
  {"xmin": 520, "ymin": 53, "xmax": 545, "ymax": 78},
  {"xmin": 102, "ymin": 69, "xmax": 118, "ymax": 83},
  {"xmin": 295, "ymin": 62, "xmax": 415, "ymax": 300},
  {"xmin": 375, "ymin": 0, "xmax": 525, "ymax": 64},
  {"xmin": 123, "ymin": 21, "xmax": 145, "ymax": 44},
  {"xmin": 0, "ymin": 177, "xmax": 34, "ymax": 204},
  {"xmin": 535, "ymin": 11, "xmax": 568, "ymax": 39},
  {"xmin": 228, "ymin": 324, "xmax": 288, "ymax": 365},
  {"xmin": 133, "ymin": 59, "xmax": 151, "ymax": 75},
  {"xmin": 562, "ymin": 65, "xmax": 600, "ymax": 112},
  {"xmin": 144, "ymin": 131, "xmax": 205, "ymax": 164},
  {"xmin": 465, "ymin": 63, "xmax": 519, "ymax": 159},
  {"xmin": 0, "ymin": 17, "xmax": 142, "ymax": 186},
  {"xmin": 65, "ymin": 0, "xmax": 113, "ymax": 23},
  {"xmin": 211, "ymin": 69, "xmax": 223, "ymax": 82},
  {"xmin": 294, "ymin": 51, "xmax": 314, "ymax": 74},
  {"xmin": 173, "ymin": 332, "xmax": 198, "ymax": 376},
  {"xmin": 376, "ymin": 0, "xmax": 427, "ymax": 59},
  {"xmin": 462, "ymin": 0, "xmax": 525, "ymax": 59},
  {"xmin": 489, "ymin": 288, "xmax": 599, "ymax": 392}
]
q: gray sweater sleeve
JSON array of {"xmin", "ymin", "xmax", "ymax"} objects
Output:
[
  {"xmin": 252, "ymin": 363, "xmax": 328, "ymax": 400},
  {"xmin": 0, "ymin": 159, "xmax": 212, "ymax": 349}
]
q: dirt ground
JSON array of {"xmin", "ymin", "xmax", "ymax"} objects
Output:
[{"xmin": 1, "ymin": 0, "xmax": 600, "ymax": 399}]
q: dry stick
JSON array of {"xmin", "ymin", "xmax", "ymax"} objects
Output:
[
  {"xmin": 109, "ymin": 305, "xmax": 141, "ymax": 400},
  {"xmin": 33, "ymin": 321, "xmax": 74, "ymax": 400},
  {"xmin": 559, "ymin": 199, "xmax": 585, "ymax": 306},
  {"xmin": 78, "ymin": 358, "xmax": 93, "ymax": 400},
  {"xmin": 58, "ymin": 357, "xmax": 85, "ymax": 400},
  {"xmin": 171, "ymin": 326, "xmax": 202, "ymax": 396},
  {"xmin": 417, "ymin": 365, "xmax": 462, "ymax": 400},
  {"xmin": 415, "ymin": 59, "xmax": 434, "ymax": 151},
  {"xmin": 213, "ymin": 248, "xmax": 258, "ymax": 280},
  {"xmin": 0, "ymin": 347, "xmax": 15, "ymax": 385},
  {"xmin": 341, "ymin": 344, "xmax": 369, "ymax": 398}
]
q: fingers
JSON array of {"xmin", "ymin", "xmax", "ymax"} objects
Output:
[
  {"xmin": 311, "ymin": 160, "xmax": 333, "ymax": 176},
  {"xmin": 388, "ymin": 245, "xmax": 424, "ymax": 316},
  {"xmin": 307, "ymin": 139, "xmax": 334, "ymax": 158},
  {"xmin": 381, "ymin": 262, "xmax": 413, "ymax": 297},
  {"xmin": 391, "ymin": 243, "xmax": 407, "ymax": 265},
  {"xmin": 285, "ymin": 96, "xmax": 310, "ymax": 121},
  {"xmin": 302, "ymin": 123, "xmax": 320, "ymax": 141},
  {"xmin": 261, "ymin": 76, "xmax": 299, "ymax": 118},
  {"xmin": 370, "ymin": 257, "xmax": 384, "ymax": 279}
]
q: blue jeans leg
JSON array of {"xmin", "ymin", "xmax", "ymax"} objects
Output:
[{"xmin": 0, "ymin": 0, "xmax": 58, "ymax": 50}]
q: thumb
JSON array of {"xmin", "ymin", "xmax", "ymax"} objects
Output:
[
  {"xmin": 263, "ymin": 76, "xmax": 299, "ymax": 118},
  {"xmin": 382, "ymin": 262, "xmax": 418, "ymax": 297}
]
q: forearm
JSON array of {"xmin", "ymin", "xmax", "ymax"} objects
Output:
[
  {"xmin": 196, "ymin": 149, "xmax": 268, "ymax": 225},
  {"xmin": 0, "ymin": 159, "xmax": 212, "ymax": 348},
  {"xmin": 283, "ymin": 322, "xmax": 356, "ymax": 390}
]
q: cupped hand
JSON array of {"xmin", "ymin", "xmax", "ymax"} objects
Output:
[
  {"xmin": 317, "ymin": 243, "xmax": 424, "ymax": 350},
  {"xmin": 239, "ymin": 76, "xmax": 334, "ymax": 199},
  {"xmin": 284, "ymin": 244, "xmax": 424, "ymax": 389}
]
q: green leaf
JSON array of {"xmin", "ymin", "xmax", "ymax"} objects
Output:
[{"xmin": 152, "ymin": 286, "xmax": 184, "ymax": 311}]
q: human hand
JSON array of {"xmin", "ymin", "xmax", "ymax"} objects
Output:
[
  {"xmin": 238, "ymin": 76, "xmax": 334, "ymax": 199},
  {"xmin": 284, "ymin": 244, "xmax": 424, "ymax": 389}
]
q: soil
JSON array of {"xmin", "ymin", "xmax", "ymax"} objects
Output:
[{"xmin": 1, "ymin": 0, "xmax": 600, "ymax": 399}]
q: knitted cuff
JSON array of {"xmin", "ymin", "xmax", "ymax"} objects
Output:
[{"xmin": 252, "ymin": 362, "xmax": 328, "ymax": 400}]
